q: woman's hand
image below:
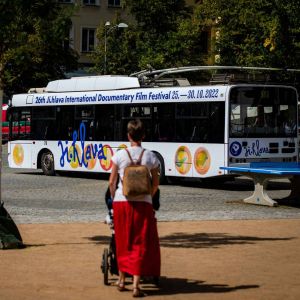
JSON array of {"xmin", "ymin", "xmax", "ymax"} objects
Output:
[{"xmin": 150, "ymin": 167, "xmax": 160, "ymax": 197}]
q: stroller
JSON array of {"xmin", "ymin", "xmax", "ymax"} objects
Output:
[
  {"xmin": 101, "ymin": 188, "xmax": 160, "ymax": 286},
  {"xmin": 101, "ymin": 188, "xmax": 118, "ymax": 285}
]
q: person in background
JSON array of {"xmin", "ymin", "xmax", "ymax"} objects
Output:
[{"xmin": 109, "ymin": 119, "xmax": 160, "ymax": 297}]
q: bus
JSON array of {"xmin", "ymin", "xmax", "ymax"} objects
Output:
[
  {"xmin": 2, "ymin": 104, "xmax": 9, "ymax": 142},
  {"xmin": 7, "ymin": 66, "xmax": 299, "ymax": 182},
  {"xmin": 2, "ymin": 104, "xmax": 31, "ymax": 143}
]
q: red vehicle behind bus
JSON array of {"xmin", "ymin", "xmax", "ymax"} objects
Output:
[{"xmin": 2, "ymin": 104, "xmax": 31, "ymax": 143}]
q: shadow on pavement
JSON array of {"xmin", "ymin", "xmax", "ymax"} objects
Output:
[
  {"xmin": 159, "ymin": 232, "xmax": 294, "ymax": 248},
  {"xmin": 145, "ymin": 276, "xmax": 259, "ymax": 295},
  {"xmin": 16, "ymin": 170, "xmax": 291, "ymax": 192},
  {"xmin": 20, "ymin": 232, "xmax": 295, "ymax": 250},
  {"xmin": 171, "ymin": 177, "xmax": 291, "ymax": 192},
  {"xmin": 87, "ymin": 233, "xmax": 293, "ymax": 249},
  {"xmin": 17, "ymin": 170, "xmax": 109, "ymax": 180}
]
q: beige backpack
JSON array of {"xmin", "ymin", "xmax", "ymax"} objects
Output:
[{"xmin": 122, "ymin": 148, "xmax": 152, "ymax": 199}]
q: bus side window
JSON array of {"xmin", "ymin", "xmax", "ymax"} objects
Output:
[
  {"xmin": 120, "ymin": 105, "xmax": 152, "ymax": 141},
  {"xmin": 10, "ymin": 108, "xmax": 32, "ymax": 140},
  {"xmin": 152, "ymin": 104, "xmax": 174, "ymax": 142},
  {"xmin": 75, "ymin": 106, "xmax": 95, "ymax": 141},
  {"xmin": 56, "ymin": 106, "xmax": 74, "ymax": 141},
  {"xmin": 94, "ymin": 105, "xmax": 114, "ymax": 141},
  {"xmin": 31, "ymin": 107, "xmax": 55, "ymax": 140}
]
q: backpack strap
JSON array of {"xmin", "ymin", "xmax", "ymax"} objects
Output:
[
  {"xmin": 125, "ymin": 148, "xmax": 145, "ymax": 165},
  {"xmin": 125, "ymin": 148, "xmax": 134, "ymax": 164},
  {"xmin": 136, "ymin": 149, "xmax": 145, "ymax": 165}
]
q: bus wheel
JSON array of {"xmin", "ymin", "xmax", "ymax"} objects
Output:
[
  {"xmin": 155, "ymin": 152, "xmax": 166, "ymax": 184},
  {"xmin": 41, "ymin": 152, "xmax": 55, "ymax": 176}
]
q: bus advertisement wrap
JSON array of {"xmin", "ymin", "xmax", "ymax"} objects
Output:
[
  {"xmin": 7, "ymin": 69, "xmax": 299, "ymax": 180},
  {"xmin": 15, "ymin": 87, "xmax": 227, "ymax": 107}
]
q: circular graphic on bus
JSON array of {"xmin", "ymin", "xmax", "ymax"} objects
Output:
[
  {"xmin": 84, "ymin": 144, "xmax": 97, "ymax": 170},
  {"xmin": 230, "ymin": 141, "xmax": 242, "ymax": 157},
  {"xmin": 175, "ymin": 146, "xmax": 192, "ymax": 175},
  {"xmin": 68, "ymin": 144, "xmax": 81, "ymax": 169},
  {"xmin": 13, "ymin": 144, "xmax": 24, "ymax": 166},
  {"xmin": 194, "ymin": 147, "xmax": 211, "ymax": 175},
  {"xmin": 100, "ymin": 145, "xmax": 114, "ymax": 171}
]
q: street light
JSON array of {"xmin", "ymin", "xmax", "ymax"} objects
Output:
[{"xmin": 104, "ymin": 21, "xmax": 128, "ymax": 74}]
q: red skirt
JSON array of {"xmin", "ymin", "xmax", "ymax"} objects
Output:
[{"xmin": 113, "ymin": 201, "xmax": 161, "ymax": 276}]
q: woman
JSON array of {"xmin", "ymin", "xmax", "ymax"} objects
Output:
[{"xmin": 109, "ymin": 119, "xmax": 161, "ymax": 297}]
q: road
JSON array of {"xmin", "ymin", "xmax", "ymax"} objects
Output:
[{"xmin": 1, "ymin": 144, "xmax": 300, "ymax": 224}]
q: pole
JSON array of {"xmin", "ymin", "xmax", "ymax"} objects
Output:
[
  {"xmin": 104, "ymin": 28, "xmax": 107, "ymax": 75},
  {"xmin": 103, "ymin": 22, "xmax": 128, "ymax": 75}
]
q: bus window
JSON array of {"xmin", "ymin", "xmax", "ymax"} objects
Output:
[
  {"xmin": 152, "ymin": 104, "xmax": 175, "ymax": 142},
  {"xmin": 94, "ymin": 105, "xmax": 115, "ymax": 141},
  {"xmin": 10, "ymin": 108, "xmax": 31, "ymax": 140},
  {"xmin": 2, "ymin": 104, "xmax": 9, "ymax": 142},
  {"xmin": 229, "ymin": 86, "xmax": 297, "ymax": 138},
  {"xmin": 122, "ymin": 105, "xmax": 151, "ymax": 118},
  {"xmin": 121, "ymin": 105, "xmax": 152, "ymax": 141},
  {"xmin": 31, "ymin": 107, "xmax": 56, "ymax": 140},
  {"xmin": 175, "ymin": 102, "xmax": 224, "ymax": 143},
  {"xmin": 75, "ymin": 105, "xmax": 95, "ymax": 141},
  {"xmin": 279, "ymin": 105, "xmax": 297, "ymax": 136},
  {"xmin": 56, "ymin": 106, "xmax": 74, "ymax": 141},
  {"xmin": 209, "ymin": 102, "xmax": 225, "ymax": 142}
]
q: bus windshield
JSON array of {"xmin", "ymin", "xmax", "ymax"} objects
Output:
[{"xmin": 230, "ymin": 86, "xmax": 297, "ymax": 138}]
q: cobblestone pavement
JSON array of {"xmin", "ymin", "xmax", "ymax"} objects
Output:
[{"xmin": 2, "ymin": 144, "xmax": 300, "ymax": 224}]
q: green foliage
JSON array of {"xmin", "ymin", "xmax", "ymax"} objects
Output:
[
  {"xmin": 125, "ymin": 0, "xmax": 190, "ymax": 33},
  {"xmin": 0, "ymin": 0, "xmax": 78, "ymax": 96},
  {"xmin": 195, "ymin": 0, "xmax": 300, "ymax": 68},
  {"xmin": 92, "ymin": 0, "xmax": 207, "ymax": 74},
  {"xmin": 93, "ymin": 0, "xmax": 299, "ymax": 75}
]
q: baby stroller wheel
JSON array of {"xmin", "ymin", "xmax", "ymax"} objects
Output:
[{"xmin": 101, "ymin": 248, "xmax": 109, "ymax": 285}]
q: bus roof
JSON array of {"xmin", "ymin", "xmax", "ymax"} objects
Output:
[
  {"xmin": 45, "ymin": 75, "xmax": 140, "ymax": 92},
  {"xmin": 9, "ymin": 66, "xmax": 299, "ymax": 107}
]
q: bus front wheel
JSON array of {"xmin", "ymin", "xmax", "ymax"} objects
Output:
[{"xmin": 41, "ymin": 152, "xmax": 55, "ymax": 176}]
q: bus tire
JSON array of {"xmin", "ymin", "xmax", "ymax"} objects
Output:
[
  {"xmin": 154, "ymin": 152, "xmax": 166, "ymax": 184},
  {"xmin": 41, "ymin": 151, "xmax": 55, "ymax": 176}
]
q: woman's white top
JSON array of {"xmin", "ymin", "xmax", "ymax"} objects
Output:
[{"xmin": 111, "ymin": 146, "xmax": 159, "ymax": 203}]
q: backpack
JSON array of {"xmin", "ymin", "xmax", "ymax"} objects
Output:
[{"xmin": 122, "ymin": 148, "xmax": 152, "ymax": 199}]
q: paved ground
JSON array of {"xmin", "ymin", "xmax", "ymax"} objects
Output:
[
  {"xmin": 1, "ymin": 219, "xmax": 300, "ymax": 300},
  {"xmin": 2, "ymin": 143, "xmax": 300, "ymax": 224}
]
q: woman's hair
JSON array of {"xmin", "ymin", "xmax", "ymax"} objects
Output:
[{"xmin": 127, "ymin": 119, "xmax": 145, "ymax": 142}]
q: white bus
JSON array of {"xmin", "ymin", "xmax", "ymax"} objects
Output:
[{"xmin": 7, "ymin": 66, "xmax": 299, "ymax": 182}]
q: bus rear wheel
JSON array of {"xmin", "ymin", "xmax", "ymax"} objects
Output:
[{"xmin": 41, "ymin": 152, "xmax": 55, "ymax": 176}]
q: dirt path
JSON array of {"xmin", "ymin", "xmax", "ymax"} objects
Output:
[{"xmin": 1, "ymin": 219, "xmax": 300, "ymax": 300}]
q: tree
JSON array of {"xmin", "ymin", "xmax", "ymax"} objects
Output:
[
  {"xmin": 195, "ymin": 0, "xmax": 300, "ymax": 68},
  {"xmin": 0, "ymin": 0, "xmax": 78, "ymax": 97},
  {"xmin": 91, "ymin": 0, "xmax": 208, "ymax": 74}
]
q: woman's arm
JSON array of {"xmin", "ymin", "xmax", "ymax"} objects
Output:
[
  {"xmin": 150, "ymin": 167, "xmax": 159, "ymax": 197},
  {"xmin": 109, "ymin": 163, "xmax": 118, "ymax": 199}
]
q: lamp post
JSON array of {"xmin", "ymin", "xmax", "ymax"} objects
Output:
[{"xmin": 104, "ymin": 21, "xmax": 128, "ymax": 74}]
